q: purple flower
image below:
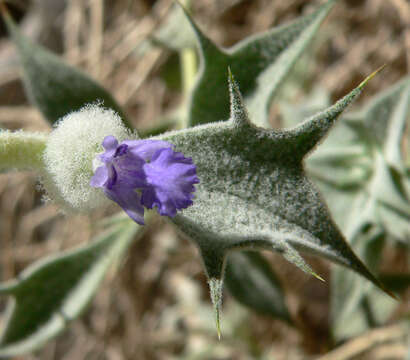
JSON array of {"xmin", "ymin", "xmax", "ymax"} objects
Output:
[{"xmin": 90, "ymin": 135, "xmax": 199, "ymax": 224}]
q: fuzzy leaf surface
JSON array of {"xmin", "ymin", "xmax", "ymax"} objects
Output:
[
  {"xmin": 186, "ymin": 0, "xmax": 335, "ymax": 127},
  {"xmin": 159, "ymin": 75, "xmax": 391, "ymax": 329},
  {"xmin": 225, "ymin": 252, "xmax": 292, "ymax": 324},
  {"xmin": 3, "ymin": 12, "xmax": 131, "ymax": 128},
  {"xmin": 0, "ymin": 220, "xmax": 140, "ymax": 357}
]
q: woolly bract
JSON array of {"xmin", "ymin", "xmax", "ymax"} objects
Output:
[{"xmin": 43, "ymin": 105, "xmax": 131, "ymax": 212}]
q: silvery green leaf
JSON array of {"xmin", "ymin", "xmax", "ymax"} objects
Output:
[
  {"xmin": 3, "ymin": 10, "xmax": 131, "ymax": 128},
  {"xmin": 309, "ymin": 78, "xmax": 410, "ymax": 242},
  {"xmin": 225, "ymin": 252, "xmax": 292, "ymax": 324},
  {"xmin": 280, "ymin": 87, "xmax": 331, "ymax": 128},
  {"xmin": 0, "ymin": 219, "xmax": 140, "ymax": 357},
  {"xmin": 331, "ymin": 281, "xmax": 398, "ymax": 342},
  {"xmin": 159, "ymin": 73, "xmax": 393, "ymax": 333},
  {"xmin": 150, "ymin": 4, "xmax": 196, "ymax": 51},
  {"xmin": 330, "ymin": 227, "xmax": 397, "ymax": 340},
  {"xmin": 185, "ymin": 0, "xmax": 336, "ymax": 127},
  {"xmin": 343, "ymin": 78, "xmax": 410, "ymax": 165}
]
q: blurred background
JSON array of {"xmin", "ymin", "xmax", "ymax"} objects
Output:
[{"xmin": 0, "ymin": 0, "xmax": 408, "ymax": 359}]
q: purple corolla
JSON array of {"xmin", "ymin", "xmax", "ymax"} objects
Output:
[{"xmin": 90, "ymin": 135, "xmax": 199, "ymax": 224}]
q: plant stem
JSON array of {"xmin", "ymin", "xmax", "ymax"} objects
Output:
[
  {"xmin": 0, "ymin": 131, "xmax": 47, "ymax": 172},
  {"xmin": 181, "ymin": 45, "xmax": 197, "ymax": 97},
  {"xmin": 179, "ymin": 0, "xmax": 197, "ymax": 129}
]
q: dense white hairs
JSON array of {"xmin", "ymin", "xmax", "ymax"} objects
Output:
[{"xmin": 43, "ymin": 104, "xmax": 132, "ymax": 212}]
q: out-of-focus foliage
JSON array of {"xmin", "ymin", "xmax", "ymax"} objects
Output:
[
  {"xmin": 0, "ymin": 219, "xmax": 141, "ymax": 356},
  {"xmin": 3, "ymin": 9, "xmax": 131, "ymax": 128},
  {"xmin": 282, "ymin": 75, "xmax": 410, "ymax": 341},
  {"xmin": 225, "ymin": 252, "xmax": 292, "ymax": 324},
  {"xmin": 185, "ymin": 0, "xmax": 336, "ymax": 128}
]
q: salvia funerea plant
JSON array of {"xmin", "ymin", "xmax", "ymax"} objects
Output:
[{"xmin": 0, "ymin": 0, "xmax": 408, "ymax": 357}]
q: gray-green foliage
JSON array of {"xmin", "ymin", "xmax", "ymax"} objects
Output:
[
  {"xmin": 3, "ymin": 10, "xmax": 131, "ymax": 128},
  {"xmin": 225, "ymin": 252, "xmax": 292, "ymax": 324},
  {"xmin": 0, "ymin": 0, "xmax": 404, "ymax": 353},
  {"xmin": 0, "ymin": 219, "xmax": 140, "ymax": 357},
  {"xmin": 281, "ymin": 77, "xmax": 410, "ymax": 341},
  {"xmin": 312, "ymin": 79, "xmax": 410, "ymax": 341},
  {"xmin": 151, "ymin": 4, "xmax": 196, "ymax": 51},
  {"xmin": 186, "ymin": 0, "xmax": 335, "ymax": 128},
  {"xmin": 159, "ymin": 74, "xmax": 392, "ymax": 329},
  {"xmin": 379, "ymin": 272, "xmax": 410, "ymax": 293},
  {"xmin": 330, "ymin": 227, "xmax": 397, "ymax": 340},
  {"xmin": 149, "ymin": 0, "xmax": 341, "ymax": 325},
  {"xmin": 308, "ymin": 77, "xmax": 410, "ymax": 240}
]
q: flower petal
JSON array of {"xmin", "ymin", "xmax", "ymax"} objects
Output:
[
  {"xmin": 105, "ymin": 185, "xmax": 145, "ymax": 225},
  {"xmin": 113, "ymin": 154, "xmax": 146, "ymax": 188},
  {"xmin": 125, "ymin": 139, "xmax": 173, "ymax": 162},
  {"xmin": 100, "ymin": 135, "xmax": 119, "ymax": 163},
  {"xmin": 90, "ymin": 165, "xmax": 109, "ymax": 187},
  {"xmin": 141, "ymin": 148, "xmax": 199, "ymax": 217}
]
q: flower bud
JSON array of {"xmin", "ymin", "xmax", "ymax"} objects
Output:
[{"xmin": 43, "ymin": 105, "xmax": 131, "ymax": 212}]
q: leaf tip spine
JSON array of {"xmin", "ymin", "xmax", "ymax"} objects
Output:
[
  {"xmin": 216, "ymin": 316, "xmax": 222, "ymax": 340},
  {"xmin": 313, "ymin": 272, "xmax": 326, "ymax": 282},
  {"xmin": 358, "ymin": 64, "xmax": 387, "ymax": 90}
]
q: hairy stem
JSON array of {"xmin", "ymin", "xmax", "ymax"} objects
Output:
[{"xmin": 0, "ymin": 130, "xmax": 47, "ymax": 171}]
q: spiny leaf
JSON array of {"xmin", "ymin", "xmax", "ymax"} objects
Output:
[
  {"xmin": 309, "ymin": 77, "xmax": 410, "ymax": 242},
  {"xmin": 0, "ymin": 220, "xmax": 140, "ymax": 357},
  {"xmin": 1, "ymin": 6, "xmax": 132, "ymax": 128},
  {"xmin": 184, "ymin": 0, "xmax": 336, "ymax": 127},
  {"xmin": 158, "ymin": 74, "xmax": 393, "ymax": 334},
  {"xmin": 225, "ymin": 252, "xmax": 292, "ymax": 324},
  {"xmin": 208, "ymin": 278, "xmax": 223, "ymax": 340},
  {"xmin": 379, "ymin": 272, "xmax": 410, "ymax": 293}
]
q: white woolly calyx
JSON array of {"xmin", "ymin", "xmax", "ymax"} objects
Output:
[{"xmin": 43, "ymin": 105, "xmax": 132, "ymax": 213}]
